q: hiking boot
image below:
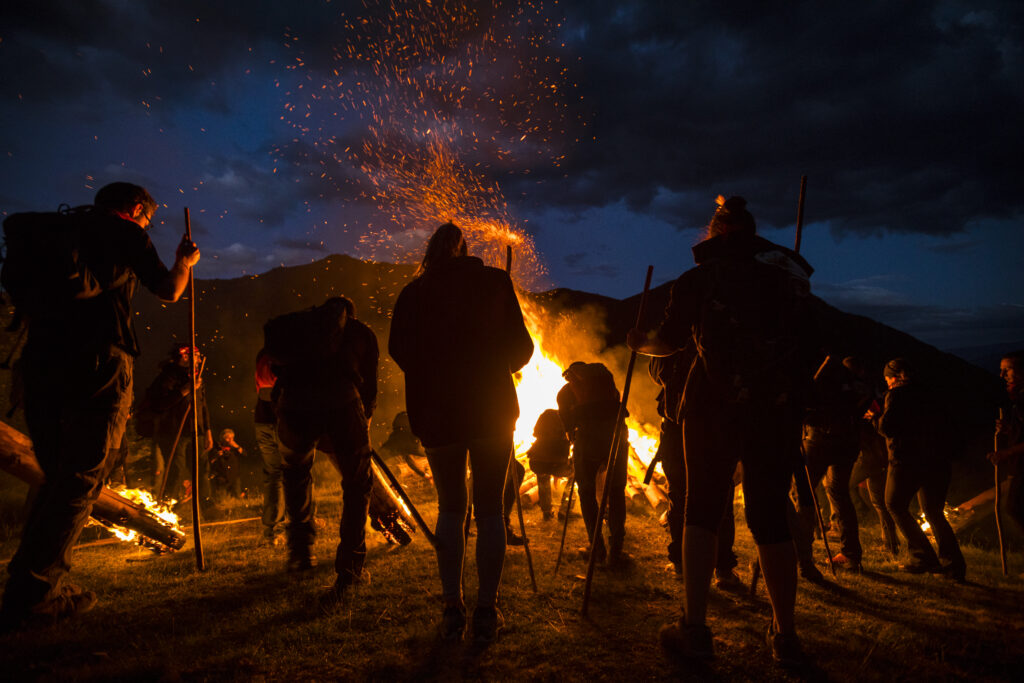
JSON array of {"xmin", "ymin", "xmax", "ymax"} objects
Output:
[
  {"xmin": 505, "ymin": 526, "xmax": 525, "ymax": 546},
  {"xmin": 471, "ymin": 605, "xmax": 504, "ymax": 643},
  {"xmin": 898, "ymin": 561, "xmax": 941, "ymax": 575},
  {"xmin": 440, "ymin": 605, "xmax": 467, "ymax": 641},
  {"xmin": 766, "ymin": 622, "xmax": 804, "ymax": 668},
  {"xmin": 659, "ymin": 618, "xmax": 714, "ymax": 660},
  {"xmin": 317, "ymin": 571, "xmax": 370, "ymax": 614},
  {"xmin": 831, "ymin": 553, "xmax": 863, "ymax": 573},
  {"xmin": 30, "ymin": 584, "xmax": 97, "ymax": 624},
  {"xmin": 287, "ymin": 554, "xmax": 318, "ymax": 573},
  {"xmin": 714, "ymin": 568, "xmax": 744, "ymax": 592},
  {"xmin": 799, "ymin": 562, "xmax": 826, "ymax": 585}
]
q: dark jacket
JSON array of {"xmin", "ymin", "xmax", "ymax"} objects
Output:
[
  {"xmin": 878, "ymin": 382, "xmax": 945, "ymax": 465},
  {"xmin": 389, "ymin": 256, "xmax": 533, "ymax": 448},
  {"xmin": 273, "ymin": 317, "xmax": 379, "ymax": 419},
  {"xmin": 144, "ymin": 362, "xmax": 211, "ymax": 440}
]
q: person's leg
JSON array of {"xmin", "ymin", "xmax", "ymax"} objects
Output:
[
  {"xmin": 606, "ymin": 435, "xmax": 629, "ymax": 562},
  {"xmin": 468, "ymin": 436, "xmax": 513, "ymax": 609},
  {"xmin": 918, "ymin": 460, "xmax": 965, "ymax": 578},
  {"xmin": 536, "ymin": 469, "xmax": 553, "ymax": 518},
  {"xmin": 572, "ymin": 446, "xmax": 605, "ymax": 560},
  {"xmin": 825, "ymin": 454, "xmax": 862, "ymax": 563},
  {"xmin": 3, "ymin": 349, "xmax": 131, "ymax": 620},
  {"xmin": 659, "ymin": 420, "xmax": 686, "ymax": 572},
  {"xmin": 865, "ymin": 466, "xmax": 899, "ymax": 557},
  {"xmin": 425, "ymin": 444, "xmax": 470, "ymax": 607},
  {"xmin": 885, "ymin": 462, "xmax": 940, "ymax": 569},
  {"xmin": 276, "ymin": 411, "xmax": 318, "ymax": 568},
  {"xmin": 326, "ymin": 401, "xmax": 373, "ymax": 586},
  {"xmin": 256, "ymin": 421, "xmax": 285, "ymax": 540}
]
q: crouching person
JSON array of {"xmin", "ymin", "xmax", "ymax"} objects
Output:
[{"xmin": 262, "ymin": 296, "xmax": 379, "ymax": 608}]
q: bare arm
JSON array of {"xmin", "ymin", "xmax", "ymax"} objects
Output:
[{"xmin": 152, "ymin": 237, "xmax": 200, "ymax": 302}]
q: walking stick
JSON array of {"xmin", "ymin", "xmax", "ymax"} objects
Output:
[
  {"xmin": 508, "ymin": 449, "xmax": 538, "ymax": 592},
  {"xmin": 994, "ymin": 408, "xmax": 1008, "ymax": 576},
  {"xmin": 793, "ymin": 175, "xmax": 807, "ymax": 253},
  {"xmin": 554, "ymin": 474, "xmax": 576, "ymax": 574},
  {"xmin": 184, "ymin": 207, "xmax": 205, "ymax": 571},
  {"xmin": 805, "ymin": 355, "xmax": 836, "ymax": 576},
  {"xmin": 503, "ymin": 243, "xmax": 538, "ymax": 591},
  {"xmin": 370, "ymin": 450, "xmax": 438, "ymax": 549},
  {"xmin": 156, "ymin": 356, "xmax": 206, "ymax": 501},
  {"xmin": 581, "ymin": 265, "xmax": 653, "ymax": 616}
]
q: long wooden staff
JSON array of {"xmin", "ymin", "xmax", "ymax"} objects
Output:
[
  {"xmin": 793, "ymin": 175, "xmax": 807, "ymax": 253},
  {"xmin": 504, "ymin": 244, "xmax": 538, "ymax": 591},
  {"xmin": 581, "ymin": 265, "xmax": 653, "ymax": 616},
  {"xmin": 184, "ymin": 207, "xmax": 205, "ymax": 570},
  {"xmin": 553, "ymin": 474, "xmax": 576, "ymax": 573},
  {"xmin": 805, "ymin": 355, "xmax": 837, "ymax": 576},
  {"xmin": 994, "ymin": 407, "xmax": 1008, "ymax": 576}
]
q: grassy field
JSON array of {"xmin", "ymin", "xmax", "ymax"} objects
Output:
[{"xmin": 1, "ymin": 463, "xmax": 1022, "ymax": 683}]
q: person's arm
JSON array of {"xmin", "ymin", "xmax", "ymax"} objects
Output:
[
  {"xmin": 151, "ymin": 237, "xmax": 200, "ymax": 302},
  {"xmin": 628, "ymin": 271, "xmax": 700, "ymax": 357}
]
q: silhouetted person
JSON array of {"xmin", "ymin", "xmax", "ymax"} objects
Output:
[
  {"xmin": 254, "ymin": 348, "xmax": 285, "ymax": 546},
  {"xmin": 0, "ymin": 182, "xmax": 199, "ymax": 631},
  {"xmin": 629, "ymin": 196, "xmax": 817, "ymax": 667},
  {"xmin": 874, "ymin": 358, "xmax": 966, "ymax": 582},
  {"xmin": 526, "ymin": 409, "xmax": 572, "ymax": 521},
  {"xmin": 988, "ymin": 350, "xmax": 1024, "ymax": 538},
  {"xmin": 389, "ymin": 222, "xmax": 533, "ymax": 643},
  {"xmin": 264, "ymin": 296, "xmax": 379, "ymax": 608}
]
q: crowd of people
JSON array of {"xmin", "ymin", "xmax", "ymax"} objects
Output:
[{"xmin": 2, "ymin": 183, "xmax": 1020, "ymax": 672}]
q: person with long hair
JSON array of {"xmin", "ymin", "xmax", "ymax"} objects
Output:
[{"xmin": 389, "ymin": 222, "xmax": 534, "ymax": 643}]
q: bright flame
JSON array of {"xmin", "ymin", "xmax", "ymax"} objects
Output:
[{"xmin": 90, "ymin": 487, "xmax": 180, "ymax": 546}]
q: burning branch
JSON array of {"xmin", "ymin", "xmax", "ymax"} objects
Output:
[{"xmin": 0, "ymin": 420, "xmax": 186, "ymax": 551}]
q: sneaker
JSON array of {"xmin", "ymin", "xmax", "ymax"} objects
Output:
[
  {"xmin": 799, "ymin": 562, "xmax": 826, "ymax": 585},
  {"xmin": 505, "ymin": 526, "xmax": 525, "ymax": 546},
  {"xmin": 766, "ymin": 622, "xmax": 804, "ymax": 668},
  {"xmin": 30, "ymin": 584, "xmax": 97, "ymax": 624},
  {"xmin": 659, "ymin": 618, "xmax": 714, "ymax": 660},
  {"xmin": 831, "ymin": 553, "xmax": 863, "ymax": 573},
  {"xmin": 287, "ymin": 554, "xmax": 318, "ymax": 573},
  {"xmin": 471, "ymin": 605, "xmax": 504, "ymax": 643},
  {"xmin": 714, "ymin": 569, "xmax": 744, "ymax": 592},
  {"xmin": 440, "ymin": 605, "xmax": 467, "ymax": 641}
]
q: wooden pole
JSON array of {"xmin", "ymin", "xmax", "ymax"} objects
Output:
[
  {"xmin": 183, "ymin": 208, "xmax": 205, "ymax": 571},
  {"xmin": 994, "ymin": 408, "xmax": 1009, "ymax": 576},
  {"xmin": 581, "ymin": 265, "xmax": 653, "ymax": 616},
  {"xmin": 553, "ymin": 475, "xmax": 576, "ymax": 574},
  {"xmin": 794, "ymin": 175, "xmax": 807, "ymax": 253}
]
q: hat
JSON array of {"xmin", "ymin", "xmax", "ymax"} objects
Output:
[
  {"xmin": 707, "ymin": 195, "xmax": 756, "ymax": 238},
  {"xmin": 883, "ymin": 358, "xmax": 910, "ymax": 379}
]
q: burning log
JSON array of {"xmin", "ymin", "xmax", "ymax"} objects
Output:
[{"xmin": 0, "ymin": 420, "xmax": 186, "ymax": 551}]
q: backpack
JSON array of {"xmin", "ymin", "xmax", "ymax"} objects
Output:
[
  {"xmin": 1, "ymin": 205, "xmax": 102, "ymax": 326},
  {"xmin": 262, "ymin": 304, "xmax": 345, "ymax": 368},
  {"xmin": 694, "ymin": 257, "xmax": 811, "ymax": 406},
  {"xmin": 565, "ymin": 363, "xmax": 620, "ymax": 407}
]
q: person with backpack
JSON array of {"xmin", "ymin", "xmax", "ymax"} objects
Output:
[
  {"xmin": 872, "ymin": 358, "xmax": 967, "ymax": 581},
  {"xmin": 143, "ymin": 344, "xmax": 214, "ymax": 506},
  {"xmin": 0, "ymin": 182, "xmax": 199, "ymax": 632},
  {"xmin": 263, "ymin": 296, "xmax": 379, "ymax": 607},
  {"xmin": 389, "ymin": 222, "xmax": 534, "ymax": 643},
  {"xmin": 526, "ymin": 409, "xmax": 572, "ymax": 521},
  {"xmin": 556, "ymin": 361, "xmax": 630, "ymax": 569},
  {"xmin": 628, "ymin": 195, "xmax": 817, "ymax": 667}
]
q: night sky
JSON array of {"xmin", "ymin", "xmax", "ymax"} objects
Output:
[{"xmin": 2, "ymin": 0, "xmax": 1022, "ymax": 353}]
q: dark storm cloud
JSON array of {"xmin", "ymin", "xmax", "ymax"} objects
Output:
[{"xmin": 514, "ymin": 0, "xmax": 1024, "ymax": 237}]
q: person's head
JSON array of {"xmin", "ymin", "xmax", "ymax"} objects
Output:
[
  {"xmin": 562, "ymin": 361, "xmax": 588, "ymax": 383},
  {"xmin": 94, "ymin": 182, "xmax": 157, "ymax": 229},
  {"xmin": 419, "ymin": 222, "xmax": 467, "ymax": 272},
  {"xmin": 842, "ymin": 355, "xmax": 866, "ymax": 379},
  {"xmin": 219, "ymin": 428, "xmax": 236, "ymax": 445},
  {"xmin": 319, "ymin": 296, "xmax": 353, "ymax": 333},
  {"xmin": 883, "ymin": 357, "xmax": 911, "ymax": 389},
  {"xmin": 1000, "ymin": 350, "xmax": 1023, "ymax": 394},
  {"xmin": 706, "ymin": 195, "xmax": 756, "ymax": 239},
  {"xmin": 171, "ymin": 344, "xmax": 200, "ymax": 367}
]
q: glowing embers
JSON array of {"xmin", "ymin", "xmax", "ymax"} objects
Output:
[{"xmin": 88, "ymin": 486, "xmax": 183, "ymax": 552}]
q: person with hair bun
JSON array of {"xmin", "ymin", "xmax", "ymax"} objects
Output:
[{"xmin": 629, "ymin": 195, "xmax": 818, "ymax": 667}]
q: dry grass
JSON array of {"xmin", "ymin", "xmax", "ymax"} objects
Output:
[{"xmin": 1, "ymin": 468, "xmax": 1022, "ymax": 682}]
